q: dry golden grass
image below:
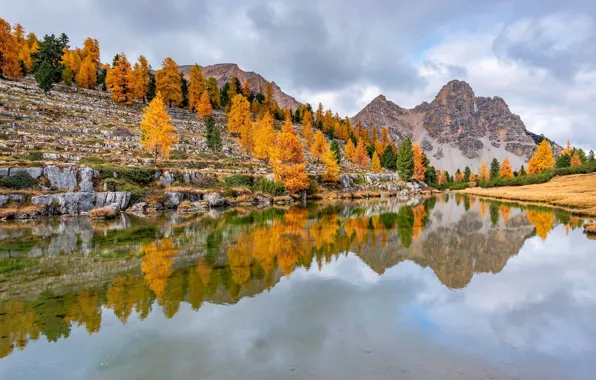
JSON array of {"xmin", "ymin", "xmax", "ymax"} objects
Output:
[
  {"xmin": 88, "ymin": 206, "xmax": 117, "ymax": 220},
  {"xmin": 585, "ymin": 223, "xmax": 596, "ymax": 234},
  {"xmin": 460, "ymin": 174, "xmax": 596, "ymax": 216}
]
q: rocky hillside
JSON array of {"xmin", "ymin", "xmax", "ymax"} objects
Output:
[
  {"xmin": 179, "ymin": 63, "xmax": 301, "ymax": 111},
  {"xmin": 352, "ymin": 80, "xmax": 562, "ymax": 173}
]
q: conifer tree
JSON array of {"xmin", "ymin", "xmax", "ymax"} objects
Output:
[
  {"xmin": 370, "ymin": 152, "xmax": 381, "ymax": 173},
  {"xmin": 105, "ymin": 53, "xmax": 135, "ymax": 104},
  {"xmin": 570, "ymin": 152, "xmax": 582, "ymax": 167},
  {"xmin": 500, "ymin": 156, "xmax": 513, "ymax": 178},
  {"xmin": 352, "ymin": 139, "xmax": 370, "ymax": 168},
  {"xmin": 76, "ymin": 56, "xmax": 97, "ymax": 89},
  {"xmin": 0, "ymin": 19, "xmax": 22, "ymax": 78},
  {"xmin": 528, "ymin": 140, "xmax": 554, "ymax": 174},
  {"xmin": 282, "ymin": 113, "xmax": 294, "ymax": 134},
  {"xmin": 396, "ymin": 137, "xmax": 414, "ymax": 181},
  {"xmin": 156, "ymin": 57, "xmax": 182, "ymax": 108},
  {"xmin": 588, "ymin": 150, "xmax": 595, "ymax": 163},
  {"xmin": 381, "ymin": 145, "xmax": 396, "ymax": 170},
  {"xmin": 478, "ymin": 160, "xmax": 490, "ymax": 181},
  {"xmin": 81, "ymin": 37, "xmax": 100, "ymax": 70},
  {"xmin": 180, "ymin": 73, "xmax": 189, "ymax": 108},
  {"xmin": 330, "ymin": 140, "xmax": 341, "ymax": 164},
  {"xmin": 228, "ymin": 94, "xmax": 253, "ymax": 152},
  {"xmin": 454, "ymin": 169, "xmax": 464, "ymax": 182},
  {"xmin": 519, "ymin": 164, "xmax": 526, "ymax": 176},
  {"xmin": 310, "ymin": 130, "xmax": 327, "ymax": 162},
  {"xmin": 345, "ymin": 139, "xmax": 356, "ymax": 162},
  {"xmin": 270, "ymin": 130, "xmax": 309, "ymax": 194},
  {"xmin": 197, "ymin": 90, "xmax": 212, "ymax": 119},
  {"xmin": 301, "ymin": 109, "xmax": 314, "ymax": 147},
  {"xmin": 253, "ymin": 112, "xmax": 275, "ymax": 160},
  {"xmin": 204, "ymin": 116, "xmax": 221, "ymax": 152},
  {"xmin": 322, "ymin": 143, "xmax": 340, "ymax": 183},
  {"xmin": 490, "ymin": 158, "xmax": 500, "ymax": 180},
  {"xmin": 140, "ymin": 92, "xmax": 178, "ymax": 162},
  {"xmin": 412, "ymin": 142, "xmax": 426, "ymax": 181},
  {"xmin": 464, "ymin": 166, "xmax": 471, "ymax": 182},
  {"xmin": 187, "ymin": 64, "xmax": 205, "ymax": 111},
  {"xmin": 205, "ymin": 77, "xmax": 220, "ymax": 109},
  {"xmin": 561, "ymin": 140, "xmax": 572, "ymax": 156},
  {"xmin": 243, "ymin": 80, "xmax": 251, "ymax": 97},
  {"xmin": 34, "ymin": 61, "xmax": 54, "ymax": 93},
  {"xmin": 146, "ymin": 72, "xmax": 156, "ymax": 102},
  {"xmin": 132, "ymin": 55, "xmax": 150, "ymax": 103}
]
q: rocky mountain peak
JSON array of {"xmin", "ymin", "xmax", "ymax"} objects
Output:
[{"xmin": 431, "ymin": 79, "xmax": 477, "ymax": 114}]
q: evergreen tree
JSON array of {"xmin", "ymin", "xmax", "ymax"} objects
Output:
[
  {"xmin": 204, "ymin": 116, "xmax": 222, "ymax": 152},
  {"xmin": 397, "ymin": 206, "xmax": 414, "ymax": 248},
  {"xmin": 180, "ymin": 73, "xmax": 189, "ymax": 109},
  {"xmin": 489, "ymin": 203, "xmax": 499, "ymax": 227},
  {"xmin": 330, "ymin": 140, "xmax": 341, "ymax": 164},
  {"xmin": 464, "ymin": 166, "xmax": 471, "ymax": 182},
  {"xmin": 381, "ymin": 145, "xmax": 396, "ymax": 170},
  {"xmin": 556, "ymin": 154, "xmax": 571, "ymax": 169},
  {"xmin": 396, "ymin": 137, "xmax": 414, "ymax": 181},
  {"xmin": 490, "ymin": 158, "xmax": 500, "ymax": 180},
  {"xmin": 425, "ymin": 166, "xmax": 437, "ymax": 185},
  {"xmin": 589, "ymin": 150, "xmax": 595, "ymax": 162},
  {"xmin": 146, "ymin": 72, "xmax": 156, "ymax": 102},
  {"xmin": 444, "ymin": 171, "xmax": 451, "ymax": 183},
  {"xmin": 575, "ymin": 148, "xmax": 587, "ymax": 163},
  {"xmin": 519, "ymin": 165, "xmax": 526, "ymax": 176},
  {"xmin": 34, "ymin": 61, "xmax": 54, "ymax": 93},
  {"xmin": 32, "ymin": 33, "xmax": 68, "ymax": 87}
]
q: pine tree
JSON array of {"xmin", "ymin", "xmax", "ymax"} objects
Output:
[
  {"xmin": 0, "ymin": 19, "xmax": 22, "ymax": 78},
  {"xmin": 330, "ymin": 140, "xmax": 341, "ymax": 164},
  {"xmin": 34, "ymin": 61, "xmax": 54, "ymax": 93},
  {"xmin": 345, "ymin": 139, "xmax": 356, "ymax": 162},
  {"xmin": 32, "ymin": 33, "xmax": 68, "ymax": 86},
  {"xmin": 204, "ymin": 116, "xmax": 221, "ymax": 152},
  {"xmin": 253, "ymin": 112, "xmax": 275, "ymax": 160},
  {"xmin": 310, "ymin": 130, "xmax": 327, "ymax": 162},
  {"xmin": 352, "ymin": 139, "xmax": 370, "ymax": 168},
  {"xmin": 570, "ymin": 152, "xmax": 582, "ymax": 167},
  {"xmin": 519, "ymin": 165, "xmax": 526, "ymax": 176},
  {"xmin": 197, "ymin": 90, "xmax": 212, "ymax": 119},
  {"xmin": 478, "ymin": 160, "xmax": 490, "ymax": 181},
  {"xmin": 381, "ymin": 145, "xmax": 396, "ymax": 170},
  {"xmin": 76, "ymin": 56, "xmax": 97, "ymax": 89},
  {"xmin": 140, "ymin": 92, "xmax": 178, "ymax": 162},
  {"xmin": 500, "ymin": 156, "xmax": 514, "ymax": 178},
  {"xmin": 187, "ymin": 64, "xmax": 205, "ymax": 111},
  {"xmin": 464, "ymin": 166, "xmax": 471, "ymax": 182},
  {"xmin": 528, "ymin": 140, "xmax": 554, "ymax": 174},
  {"xmin": 490, "ymin": 158, "xmax": 500, "ymax": 180},
  {"xmin": 105, "ymin": 53, "xmax": 135, "ymax": 104},
  {"xmin": 146, "ymin": 72, "xmax": 156, "ymax": 101},
  {"xmin": 370, "ymin": 152, "xmax": 381, "ymax": 173},
  {"xmin": 301, "ymin": 109, "xmax": 314, "ymax": 147},
  {"xmin": 425, "ymin": 166, "xmax": 437, "ymax": 185},
  {"xmin": 396, "ymin": 138, "xmax": 414, "ymax": 181},
  {"xmin": 132, "ymin": 55, "xmax": 150, "ymax": 103},
  {"xmin": 156, "ymin": 57, "xmax": 182, "ymax": 108},
  {"xmin": 589, "ymin": 150, "xmax": 595, "ymax": 163},
  {"xmin": 412, "ymin": 142, "xmax": 426, "ymax": 181},
  {"xmin": 205, "ymin": 77, "xmax": 220, "ymax": 109}
]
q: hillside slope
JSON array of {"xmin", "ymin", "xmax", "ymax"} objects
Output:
[{"xmin": 352, "ymin": 80, "xmax": 562, "ymax": 173}]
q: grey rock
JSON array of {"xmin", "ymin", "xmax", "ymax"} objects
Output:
[
  {"xmin": 0, "ymin": 168, "xmax": 8, "ymax": 178},
  {"xmin": 32, "ymin": 191, "xmax": 130, "ymax": 215},
  {"xmin": 165, "ymin": 191, "xmax": 184, "ymax": 208},
  {"xmin": 43, "ymin": 165, "xmax": 77, "ymax": 190},
  {"xmin": 158, "ymin": 171, "xmax": 175, "ymax": 187},
  {"xmin": 178, "ymin": 201, "xmax": 209, "ymax": 214},
  {"xmin": 0, "ymin": 195, "xmax": 8, "ymax": 208},
  {"xmin": 78, "ymin": 167, "xmax": 98, "ymax": 192},
  {"xmin": 95, "ymin": 192, "xmax": 131, "ymax": 211},
  {"xmin": 9, "ymin": 167, "xmax": 43, "ymax": 179},
  {"xmin": 339, "ymin": 174, "xmax": 353, "ymax": 189},
  {"xmin": 205, "ymin": 192, "xmax": 229, "ymax": 208},
  {"xmin": 127, "ymin": 202, "xmax": 147, "ymax": 213}
]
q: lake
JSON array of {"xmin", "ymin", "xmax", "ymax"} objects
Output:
[{"xmin": 0, "ymin": 195, "xmax": 595, "ymax": 379}]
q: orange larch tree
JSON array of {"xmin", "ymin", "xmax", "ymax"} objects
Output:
[
  {"xmin": 187, "ymin": 64, "xmax": 205, "ymax": 111},
  {"xmin": 528, "ymin": 140, "xmax": 554, "ymax": 174},
  {"xmin": 478, "ymin": 160, "xmax": 490, "ymax": 181},
  {"xmin": 322, "ymin": 144, "xmax": 340, "ymax": 183},
  {"xmin": 570, "ymin": 152, "xmax": 582, "ymax": 167},
  {"xmin": 352, "ymin": 139, "xmax": 370, "ymax": 168},
  {"xmin": 412, "ymin": 142, "xmax": 427, "ymax": 181},
  {"xmin": 0, "ymin": 18, "xmax": 22, "ymax": 78},
  {"xmin": 156, "ymin": 57, "xmax": 182, "ymax": 108},
  {"xmin": 253, "ymin": 112, "xmax": 275, "ymax": 160},
  {"xmin": 243, "ymin": 80, "xmax": 251, "ymax": 97},
  {"xmin": 345, "ymin": 139, "xmax": 355, "ymax": 162},
  {"xmin": 310, "ymin": 130, "xmax": 327, "ymax": 162},
  {"xmin": 301, "ymin": 109, "xmax": 314, "ymax": 147},
  {"xmin": 561, "ymin": 140, "xmax": 572, "ymax": 156},
  {"xmin": 282, "ymin": 113, "xmax": 294, "ymax": 134},
  {"xmin": 271, "ymin": 130, "xmax": 309, "ymax": 194},
  {"xmin": 228, "ymin": 94, "xmax": 253, "ymax": 152},
  {"xmin": 81, "ymin": 38, "xmax": 100, "ymax": 70},
  {"xmin": 132, "ymin": 55, "xmax": 150, "ymax": 103},
  {"xmin": 105, "ymin": 53, "xmax": 135, "ymax": 105},
  {"xmin": 139, "ymin": 92, "xmax": 178, "ymax": 162},
  {"xmin": 370, "ymin": 152, "xmax": 381, "ymax": 173},
  {"xmin": 500, "ymin": 156, "xmax": 514, "ymax": 178},
  {"xmin": 76, "ymin": 56, "xmax": 97, "ymax": 89},
  {"xmin": 197, "ymin": 90, "xmax": 212, "ymax": 119}
]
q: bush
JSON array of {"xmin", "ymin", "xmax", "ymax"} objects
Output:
[
  {"xmin": 89, "ymin": 206, "xmax": 117, "ymax": 220},
  {"xmin": 0, "ymin": 171, "xmax": 38, "ymax": 189},
  {"xmin": 436, "ymin": 182, "xmax": 468, "ymax": 190},
  {"xmin": 79, "ymin": 156, "xmax": 106, "ymax": 165},
  {"xmin": 103, "ymin": 178, "xmax": 146, "ymax": 204},
  {"xmin": 224, "ymin": 174, "xmax": 254, "ymax": 187},
  {"xmin": 252, "ymin": 178, "xmax": 285, "ymax": 196},
  {"xmin": 24, "ymin": 151, "xmax": 44, "ymax": 161},
  {"xmin": 97, "ymin": 166, "xmax": 155, "ymax": 185}
]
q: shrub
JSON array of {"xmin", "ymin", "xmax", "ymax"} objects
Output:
[
  {"xmin": 103, "ymin": 178, "xmax": 146, "ymax": 204},
  {"xmin": 24, "ymin": 151, "xmax": 44, "ymax": 161},
  {"xmin": 224, "ymin": 174, "xmax": 254, "ymax": 187},
  {"xmin": 0, "ymin": 171, "xmax": 38, "ymax": 189},
  {"xmin": 89, "ymin": 206, "xmax": 117, "ymax": 220},
  {"xmin": 79, "ymin": 156, "xmax": 106, "ymax": 165},
  {"xmin": 252, "ymin": 178, "xmax": 285, "ymax": 196},
  {"xmin": 169, "ymin": 150, "xmax": 188, "ymax": 160},
  {"xmin": 97, "ymin": 166, "xmax": 155, "ymax": 185}
]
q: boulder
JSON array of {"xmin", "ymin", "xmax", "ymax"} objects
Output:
[
  {"xmin": 0, "ymin": 168, "xmax": 8, "ymax": 178},
  {"xmin": 165, "ymin": 191, "xmax": 184, "ymax": 208},
  {"xmin": 0, "ymin": 195, "xmax": 8, "ymax": 208},
  {"xmin": 9, "ymin": 167, "xmax": 43, "ymax": 179},
  {"xmin": 127, "ymin": 202, "xmax": 147, "ymax": 214},
  {"xmin": 205, "ymin": 192, "xmax": 229, "ymax": 208},
  {"xmin": 273, "ymin": 195, "xmax": 294, "ymax": 205},
  {"xmin": 254, "ymin": 193, "xmax": 273, "ymax": 206},
  {"xmin": 157, "ymin": 171, "xmax": 175, "ymax": 187},
  {"xmin": 95, "ymin": 192, "xmax": 131, "ymax": 211},
  {"xmin": 78, "ymin": 167, "xmax": 98, "ymax": 192},
  {"xmin": 178, "ymin": 201, "xmax": 209, "ymax": 214},
  {"xmin": 43, "ymin": 166, "xmax": 77, "ymax": 190},
  {"xmin": 32, "ymin": 191, "xmax": 131, "ymax": 215},
  {"xmin": 339, "ymin": 174, "xmax": 353, "ymax": 189}
]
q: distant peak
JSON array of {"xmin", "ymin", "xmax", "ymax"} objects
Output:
[{"xmin": 372, "ymin": 94, "xmax": 387, "ymax": 102}]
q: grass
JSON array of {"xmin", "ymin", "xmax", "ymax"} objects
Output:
[
  {"xmin": 460, "ymin": 173, "xmax": 596, "ymax": 216},
  {"xmin": 89, "ymin": 206, "xmax": 117, "ymax": 220},
  {"xmin": 0, "ymin": 257, "xmax": 36, "ymax": 275}
]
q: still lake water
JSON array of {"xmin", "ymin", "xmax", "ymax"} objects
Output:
[{"xmin": 0, "ymin": 195, "xmax": 595, "ymax": 379}]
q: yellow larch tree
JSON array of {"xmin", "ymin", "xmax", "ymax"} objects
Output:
[
  {"xmin": 301, "ymin": 109, "xmax": 314, "ymax": 147},
  {"xmin": 243, "ymin": 80, "xmax": 251, "ymax": 97},
  {"xmin": 478, "ymin": 160, "xmax": 490, "ymax": 181},
  {"xmin": 310, "ymin": 130, "xmax": 327, "ymax": 161},
  {"xmin": 105, "ymin": 53, "xmax": 135, "ymax": 105},
  {"xmin": 412, "ymin": 142, "xmax": 427, "ymax": 181},
  {"xmin": 253, "ymin": 112, "xmax": 275, "ymax": 160},
  {"xmin": 526, "ymin": 209, "xmax": 554, "ymax": 240},
  {"xmin": 76, "ymin": 56, "xmax": 97, "ymax": 89},
  {"xmin": 352, "ymin": 139, "xmax": 370, "ymax": 168},
  {"xmin": 381, "ymin": 127, "xmax": 390, "ymax": 146},
  {"xmin": 197, "ymin": 90, "xmax": 212, "ymax": 119},
  {"xmin": 0, "ymin": 18, "xmax": 22, "ymax": 78},
  {"xmin": 437, "ymin": 170, "xmax": 447, "ymax": 185},
  {"xmin": 345, "ymin": 139, "xmax": 355, "ymax": 161},
  {"xmin": 61, "ymin": 49, "xmax": 81, "ymax": 76},
  {"xmin": 570, "ymin": 152, "xmax": 582, "ymax": 167},
  {"xmin": 370, "ymin": 152, "xmax": 381, "ymax": 173},
  {"xmin": 81, "ymin": 37, "xmax": 100, "ymax": 70},
  {"xmin": 156, "ymin": 57, "xmax": 182, "ymax": 108},
  {"xmin": 561, "ymin": 140, "xmax": 572, "ymax": 156},
  {"xmin": 139, "ymin": 92, "xmax": 178, "ymax": 162},
  {"xmin": 132, "ymin": 55, "xmax": 150, "ymax": 103},
  {"xmin": 500, "ymin": 156, "xmax": 514, "ymax": 178},
  {"xmin": 528, "ymin": 140, "xmax": 554, "ymax": 174},
  {"xmin": 322, "ymin": 145, "xmax": 340, "ymax": 183},
  {"xmin": 270, "ymin": 131, "xmax": 309, "ymax": 194},
  {"xmin": 228, "ymin": 94, "xmax": 253, "ymax": 152},
  {"xmin": 187, "ymin": 64, "xmax": 205, "ymax": 111},
  {"xmin": 374, "ymin": 140, "xmax": 385, "ymax": 156},
  {"xmin": 454, "ymin": 171, "xmax": 465, "ymax": 182},
  {"xmin": 282, "ymin": 113, "xmax": 294, "ymax": 134}
]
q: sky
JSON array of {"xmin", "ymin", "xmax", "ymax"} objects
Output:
[{"xmin": 2, "ymin": 0, "xmax": 595, "ymax": 150}]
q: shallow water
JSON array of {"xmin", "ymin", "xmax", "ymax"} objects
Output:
[{"xmin": 0, "ymin": 195, "xmax": 595, "ymax": 379}]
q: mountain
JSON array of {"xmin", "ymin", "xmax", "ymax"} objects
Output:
[
  {"xmin": 179, "ymin": 63, "xmax": 301, "ymax": 111},
  {"xmin": 351, "ymin": 80, "xmax": 562, "ymax": 173}
]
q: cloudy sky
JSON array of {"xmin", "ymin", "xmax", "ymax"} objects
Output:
[{"xmin": 2, "ymin": 0, "xmax": 595, "ymax": 150}]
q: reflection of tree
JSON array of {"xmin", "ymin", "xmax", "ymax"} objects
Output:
[
  {"xmin": 489, "ymin": 202, "xmax": 500, "ymax": 226},
  {"xmin": 526, "ymin": 210, "xmax": 554, "ymax": 240},
  {"xmin": 140, "ymin": 238, "xmax": 178, "ymax": 299},
  {"xmin": 68, "ymin": 289, "xmax": 102, "ymax": 333},
  {"xmin": 397, "ymin": 207, "xmax": 414, "ymax": 248},
  {"xmin": 412, "ymin": 204, "xmax": 427, "ymax": 241},
  {"xmin": 499, "ymin": 205, "xmax": 511, "ymax": 225}
]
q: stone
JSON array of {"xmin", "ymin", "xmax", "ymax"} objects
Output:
[
  {"xmin": 205, "ymin": 192, "xmax": 229, "ymax": 208},
  {"xmin": 158, "ymin": 171, "xmax": 175, "ymax": 187},
  {"xmin": 0, "ymin": 168, "xmax": 8, "ymax": 178},
  {"xmin": 273, "ymin": 195, "xmax": 294, "ymax": 205},
  {"xmin": 32, "ymin": 191, "xmax": 131, "ymax": 215},
  {"xmin": 0, "ymin": 195, "xmax": 8, "ymax": 208},
  {"xmin": 8, "ymin": 167, "xmax": 43, "ymax": 179},
  {"xmin": 339, "ymin": 174, "xmax": 353, "ymax": 189},
  {"xmin": 165, "ymin": 191, "xmax": 184, "ymax": 208},
  {"xmin": 43, "ymin": 165, "xmax": 77, "ymax": 190},
  {"xmin": 127, "ymin": 202, "xmax": 147, "ymax": 214},
  {"xmin": 78, "ymin": 167, "xmax": 98, "ymax": 192},
  {"xmin": 178, "ymin": 201, "xmax": 209, "ymax": 214}
]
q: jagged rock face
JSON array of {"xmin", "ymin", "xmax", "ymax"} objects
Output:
[
  {"xmin": 352, "ymin": 80, "xmax": 562, "ymax": 172},
  {"xmin": 179, "ymin": 63, "xmax": 301, "ymax": 111}
]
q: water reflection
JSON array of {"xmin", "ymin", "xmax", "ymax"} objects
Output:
[{"xmin": 0, "ymin": 195, "xmax": 591, "ymax": 369}]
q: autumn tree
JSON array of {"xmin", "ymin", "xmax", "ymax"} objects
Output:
[
  {"xmin": 478, "ymin": 160, "xmax": 490, "ymax": 181},
  {"xmin": 156, "ymin": 57, "xmax": 182, "ymax": 108},
  {"xmin": 253, "ymin": 112, "xmax": 275, "ymax": 159},
  {"xmin": 396, "ymin": 138, "xmax": 414, "ymax": 181},
  {"xmin": 310, "ymin": 130, "xmax": 327, "ymax": 162},
  {"xmin": 76, "ymin": 56, "xmax": 97, "ymax": 89},
  {"xmin": 228, "ymin": 94, "xmax": 253, "ymax": 152},
  {"xmin": 204, "ymin": 116, "xmax": 222, "ymax": 152},
  {"xmin": 500, "ymin": 156, "xmax": 514, "ymax": 178},
  {"xmin": 301, "ymin": 109, "xmax": 314, "ymax": 147},
  {"xmin": 205, "ymin": 77, "xmax": 221, "ymax": 109},
  {"xmin": 345, "ymin": 139, "xmax": 355, "ymax": 162},
  {"xmin": 282, "ymin": 113, "xmax": 294, "ymax": 134},
  {"xmin": 105, "ymin": 53, "xmax": 135, "ymax": 104},
  {"xmin": 370, "ymin": 152, "xmax": 381, "ymax": 173},
  {"xmin": 270, "ymin": 131, "xmax": 309, "ymax": 194},
  {"xmin": 197, "ymin": 90, "xmax": 212, "ymax": 119},
  {"xmin": 352, "ymin": 139, "xmax": 370, "ymax": 168},
  {"xmin": 187, "ymin": 64, "xmax": 205, "ymax": 111},
  {"xmin": 412, "ymin": 142, "xmax": 427, "ymax": 181},
  {"xmin": 570, "ymin": 152, "xmax": 582, "ymax": 167},
  {"xmin": 561, "ymin": 140, "xmax": 572, "ymax": 156},
  {"xmin": 0, "ymin": 19, "xmax": 22, "ymax": 78},
  {"xmin": 454, "ymin": 169, "xmax": 464, "ymax": 182},
  {"xmin": 322, "ymin": 143, "xmax": 340, "ymax": 183},
  {"xmin": 132, "ymin": 55, "xmax": 150, "ymax": 103},
  {"xmin": 81, "ymin": 37, "xmax": 100, "ymax": 70},
  {"xmin": 528, "ymin": 140, "xmax": 554, "ymax": 174},
  {"xmin": 140, "ymin": 92, "xmax": 178, "ymax": 162}
]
